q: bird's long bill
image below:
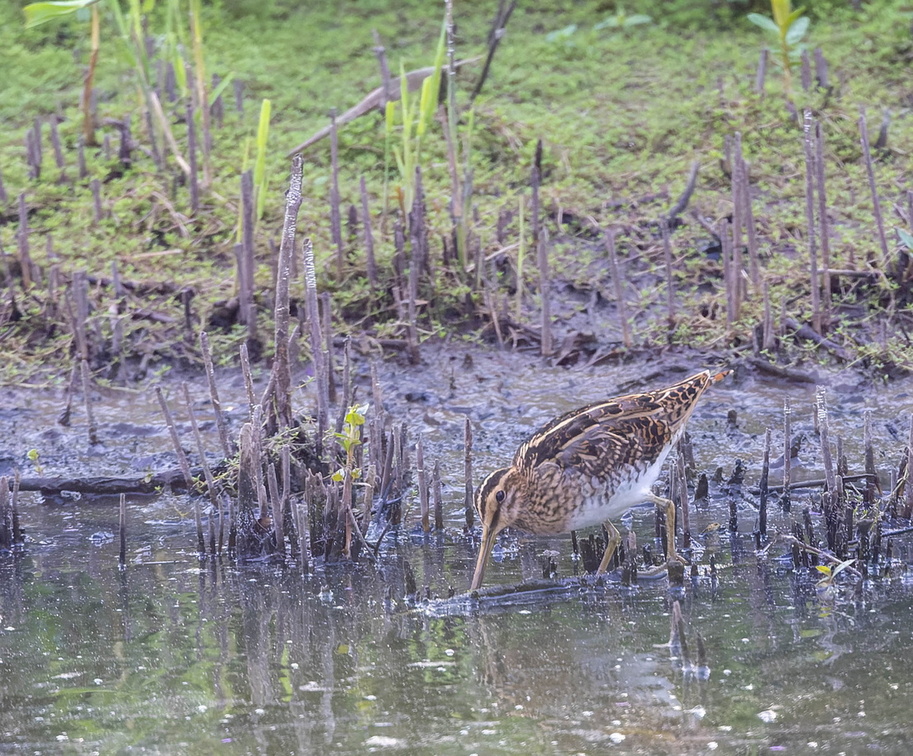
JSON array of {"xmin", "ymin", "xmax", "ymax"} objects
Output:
[{"xmin": 470, "ymin": 522, "xmax": 498, "ymax": 591}]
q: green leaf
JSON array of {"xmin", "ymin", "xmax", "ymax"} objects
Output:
[
  {"xmin": 624, "ymin": 14, "xmax": 652, "ymax": 26},
  {"xmin": 208, "ymin": 72, "xmax": 235, "ymax": 107},
  {"xmin": 594, "ymin": 17, "xmax": 620, "ymax": 30},
  {"xmin": 746, "ymin": 13, "xmax": 779, "ymax": 34},
  {"xmin": 545, "ymin": 24, "xmax": 577, "ymax": 42},
  {"xmin": 785, "ymin": 16, "xmax": 810, "ymax": 45},
  {"xmin": 23, "ymin": 0, "xmax": 98, "ymax": 28},
  {"xmin": 331, "ymin": 469, "xmax": 344, "ymax": 483},
  {"xmin": 898, "ymin": 228, "xmax": 913, "ymax": 249}
]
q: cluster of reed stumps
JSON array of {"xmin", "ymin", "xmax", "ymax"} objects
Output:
[{"xmin": 142, "ymin": 155, "xmax": 481, "ymax": 573}]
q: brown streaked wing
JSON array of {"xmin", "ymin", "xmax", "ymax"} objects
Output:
[
  {"xmin": 516, "ymin": 395, "xmax": 661, "ymax": 473},
  {"xmin": 522, "ymin": 413, "xmax": 674, "ymax": 479}
]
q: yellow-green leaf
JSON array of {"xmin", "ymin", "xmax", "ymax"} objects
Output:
[{"xmin": 23, "ymin": 0, "xmax": 98, "ymax": 28}]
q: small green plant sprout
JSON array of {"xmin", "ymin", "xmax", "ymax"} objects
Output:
[
  {"xmin": 253, "ymin": 98, "xmax": 271, "ymax": 220},
  {"xmin": 389, "ymin": 23, "xmax": 446, "ymax": 218},
  {"xmin": 594, "ymin": 7, "xmax": 653, "ymax": 32},
  {"xmin": 898, "ymin": 228, "xmax": 913, "ymax": 250},
  {"xmin": 331, "ymin": 403, "xmax": 368, "ymax": 483},
  {"xmin": 747, "ymin": 0, "xmax": 810, "ymax": 89},
  {"xmin": 815, "ymin": 558, "xmax": 856, "ymax": 590},
  {"xmin": 27, "ymin": 448, "xmax": 43, "ymax": 475},
  {"xmin": 545, "ymin": 24, "xmax": 578, "ymax": 44}
]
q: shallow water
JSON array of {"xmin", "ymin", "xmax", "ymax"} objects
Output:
[{"xmin": 3, "ymin": 347, "xmax": 913, "ymax": 754}]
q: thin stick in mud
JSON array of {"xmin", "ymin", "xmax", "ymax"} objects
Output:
[
  {"xmin": 464, "ymin": 416, "xmax": 474, "ymax": 531},
  {"xmin": 782, "ymin": 398, "xmax": 791, "ymax": 512},
  {"xmin": 858, "ymin": 108, "xmax": 890, "ymax": 265},
  {"xmin": 802, "ymin": 111, "xmax": 821, "ymax": 334},
  {"xmin": 759, "ymin": 428, "xmax": 771, "ymax": 537},
  {"xmin": 329, "ymin": 108, "xmax": 344, "ymax": 278},
  {"xmin": 606, "ymin": 230, "xmax": 632, "ymax": 348},
  {"xmin": 270, "ymin": 154, "xmax": 304, "ymax": 431},
  {"xmin": 182, "ymin": 381, "xmax": 220, "ymax": 555},
  {"xmin": 359, "ymin": 176, "xmax": 378, "ymax": 290},
  {"xmin": 119, "ymin": 493, "xmax": 127, "ymax": 568},
  {"xmin": 199, "ymin": 331, "xmax": 233, "ymax": 459},
  {"xmin": 156, "ymin": 386, "xmax": 204, "ymax": 555}
]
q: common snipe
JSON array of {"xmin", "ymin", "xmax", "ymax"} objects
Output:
[{"xmin": 470, "ymin": 369, "xmax": 730, "ymax": 590}]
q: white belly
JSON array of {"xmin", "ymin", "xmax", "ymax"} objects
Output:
[{"xmin": 564, "ymin": 444, "xmax": 672, "ymax": 531}]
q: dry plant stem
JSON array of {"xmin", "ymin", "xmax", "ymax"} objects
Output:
[
  {"xmin": 239, "ymin": 342, "xmax": 256, "ymax": 418},
  {"xmin": 359, "ymin": 176, "xmax": 378, "ymax": 290},
  {"xmin": 417, "ymin": 435, "xmax": 429, "ymax": 532},
  {"xmin": 755, "ymin": 48, "xmax": 768, "ymax": 94},
  {"xmin": 858, "ymin": 109, "xmax": 890, "ymax": 265},
  {"xmin": 814, "ymin": 121, "xmax": 831, "ymax": 323},
  {"xmin": 0, "ymin": 477, "xmax": 8, "ymax": 551},
  {"xmin": 91, "ymin": 179, "xmax": 103, "ymax": 222},
  {"xmin": 530, "ymin": 139, "xmax": 551, "ymax": 355},
  {"xmin": 904, "ymin": 415, "xmax": 913, "ymax": 518},
  {"xmin": 271, "ymin": 154, "xmax": 303, "ymax": 431},
  {"xmin": 182, "ymin": 382, "xmax": 218, "ymax": 554},
  {"xmin": 371, "ymin": 30, "xmax": 393, "ymax": 105},
  {"xmin": 782, "ymin": 399, "xmax": 792, "ymax": 512},
  {"xmin": 719, "ymin": 219, "xmax": 734, "ymax": 325},
  {"xmin": 79, "ymin": 359, "xmax": 98, "ymax": 445},
  {"xmin": 730, "ymin": 133, "xmax": 745, "ymax": 306},
  {"xmin": 321, "ymin": 292, "xmax": 337, "ymax": 403},
  {"xmin": 186, "ymin": 101, "xmax": 199, "ymax": 214},
  {"xmin": 155, "ymin": 387, "xmax": 195, "ymax": 493},
  {"xmin": 816, "ymin": 387, "xmax": 839, "ymax": 548},
  {"xmin": 329, "ymin": 109, "xmax": 344, "ymax": 278},
  {"xmin": 606, "ymin": 230, "xmax": 632, "ymax": 347},
  {"xmin": 50, "ymin": 116, "xmax": 65, "ymax": 171},
  {"xmin": 302, "ymin": 238, "xmax": 329, "ymax": 451},
  {"xmin": 802, "ymin": 111, "xmax": 821, "ymax": 334},
  {"xmin": 443, "ymin": 0, "xmax": 462, "ymax": 233},
  {"xmin": 82, "ymin": 4, "xmax": 100, "ymax": 146},
  {"xmin": 17, "ymin": 193, "xmax": 32, "ymax": 289},
  {"xmin": 464, "ymin": 417, "xmax": 474, "ymax": 531},
  {"xmin": 863, "ymin": 409, "xmax": 876, "ymax": 508},
  {"xmin": 762, "ymin": 281, "xmax": 775, "ymax": 351},
  {"xmin": 800, "ymin": 49, "xmax": 812, "ymax": 91},
  {"xmin": 267, "ymin": 463, "xmax": 285, "ymax": 557},
  {"xmin": 779, "ymin": 534, "xmax": 862, "ymax": 579},
  {"xmin": 660, "ymin": 218, "xmax": 675, "ymax": 331},
  {"xmin": 239, "ymin": 170, "xmax": 255, "ymax": 329},
  {"xmin": 199, "ymin": 331, "xmax": 233, "ymax": 459},
  {"xmin": 149, "ymin": 91, "xmax": 191, "ymax": 174},
  {"xmin": 666, "ymin": 160, "xmax": 700, "ymax": 223},
  {"xmin": 759, "ymin": 428, "xmax": 771, "ymax": 537},
  {"xmin": 119, "ymin": 493, "xmax": 127, "ymax": 568},
  {"xmin": 739, "ymin": 156, "xmax": 760, "ymax": 290},
  {"xmin": 470, "ymin": 0, "xmax": 517, "ymax": 104},
  {"xmin": 433, "ymin": 460, "xmax": 443, "ymax": 531}
]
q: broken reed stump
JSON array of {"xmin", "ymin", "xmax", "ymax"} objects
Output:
[
  {"xmin": 119, "ymin": 493, "xmax": 127, "ymax": 568},
  {"xmin": 858, "ymin": 108, "xmax": 890, "ymax": 266},
  {"xmin": 606, "ymin": 230, "xmax": 632, "ymax": 348},
  {"xmin": 802, "ymin": 111, "xmax": 822, "ymax": 334}
]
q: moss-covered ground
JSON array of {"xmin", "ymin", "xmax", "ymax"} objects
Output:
[{"xmin": 1, "ymin": 0, "xmax": 912, "ymax": 384}]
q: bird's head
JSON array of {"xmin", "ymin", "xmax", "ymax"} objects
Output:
[{"xmin": 470, "ymin": 467, "xmax": 523, "ymax": 590}]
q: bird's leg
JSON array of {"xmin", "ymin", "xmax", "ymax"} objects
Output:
[
  {"xmin": 645, "ymin": 491, "xmax": 687, "ymax": 565},
  {"xmin": 595, "ymin": 520, "xmax": 621, "ymax": 575}
]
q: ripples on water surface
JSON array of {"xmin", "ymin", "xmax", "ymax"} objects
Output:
[{"xmin": 3, "ymin": 350, "xmax": 913, "ymax": 754}]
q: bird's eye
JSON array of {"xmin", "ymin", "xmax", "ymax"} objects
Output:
[{"xmin": 495, "ymin": 490, "xmax": 505, "ymax": 504}]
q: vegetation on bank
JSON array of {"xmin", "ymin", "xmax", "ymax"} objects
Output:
[{"xmin": 1, "ymin": 0, "xmax": 912, "ymax": 386}]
